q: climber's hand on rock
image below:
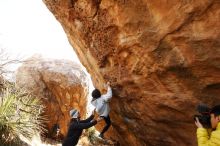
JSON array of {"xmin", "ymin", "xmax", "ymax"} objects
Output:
[{"xmin": 104, "ymin": 82, "xmax": 110, "ymax": 88}]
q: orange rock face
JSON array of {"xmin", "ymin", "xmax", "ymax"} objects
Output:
[
  {"xmin": 43, "ymin": 0, "xmax": 220, "ymax": 145},
  {"xmin": 16, "ymin": 56, "xmax": 89, "ymax": 138}
]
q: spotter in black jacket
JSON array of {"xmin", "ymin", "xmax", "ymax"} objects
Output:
[{"xmin": 62, "ymin": 115, "xmax": 97, "ymax": 146}]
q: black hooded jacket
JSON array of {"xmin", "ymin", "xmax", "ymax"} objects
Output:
[{"xmin": 62, "ymin": 115, "xmax": 97, "ymax": 146}]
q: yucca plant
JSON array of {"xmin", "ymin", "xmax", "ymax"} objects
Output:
[{"xmin": 0, "ymin": 82, "xmax": 47, "ymax": 146}]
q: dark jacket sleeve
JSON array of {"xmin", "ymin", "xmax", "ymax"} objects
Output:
[
  {"xmin": 76, "ymin": 120, "xmax": 97, "ymax": 129},
  {"xmin": 80, "ymin": 114, "xmax": 94, "ymax": 123}
]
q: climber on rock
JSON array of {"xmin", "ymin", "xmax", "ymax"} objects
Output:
[
  {"xmin": 91, "ymin": 81, "xmax": 112, "ymax": 139},
  {"xmin": 62, "ymin": 109, "xmax": 101, "ymax": 146}
]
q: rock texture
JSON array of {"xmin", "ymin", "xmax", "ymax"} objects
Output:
[
  {"xmin": 43, "ymin": 0, "xmax": 220, "ymax": 145},
  {"xmin": 16, "ymin": 55, "xmax": 89, "ymax": 138}
]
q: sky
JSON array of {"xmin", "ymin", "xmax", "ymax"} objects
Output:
[
  {"xmin": 0, "ymin": 0, "xmax": 95, "ymax": 111},
  {"xmin": 0, "ymin": 0, "xmax": 79, "ymax": 62}
]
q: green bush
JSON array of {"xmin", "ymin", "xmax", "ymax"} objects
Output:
[
  {"xmin": 86, "ymin": 127, "xmax": 97, "ymax": 144},
  {"xmin": 0, "ymin": 83, "xmax": 46, "ymax": 146}
]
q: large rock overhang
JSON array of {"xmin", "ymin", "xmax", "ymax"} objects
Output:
[{"xmin": 43, "ymin": 1, "xmax": 220, "ymax": 145}]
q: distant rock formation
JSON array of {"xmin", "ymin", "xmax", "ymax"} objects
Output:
[
  {"xmin": 43, "ymin": 1, "xmax": 220, "ymax": 145},
  {"xmin": 16, "ymin": 55, "xmax": 89, "ymax": 139}
]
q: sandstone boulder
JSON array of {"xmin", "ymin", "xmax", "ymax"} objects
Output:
[
  {"xmin": 16, "ymin": 55, "xmax": 89, "ymax": 138},
  {"xmin": 43, "ymin": 1, "xmax": 220, "ymax": 145}
]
